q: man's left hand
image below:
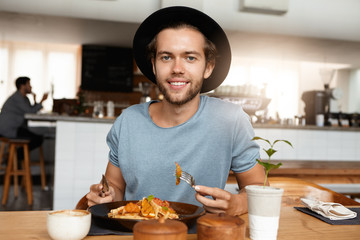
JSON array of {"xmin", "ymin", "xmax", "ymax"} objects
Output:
[{"xmin": 194, "ymin": 185, "xmax": 246, "ymax": 216}]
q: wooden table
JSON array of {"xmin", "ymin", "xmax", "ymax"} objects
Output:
[
  {"xmin": 228, "ymin": 161, "xmax": 360, "ymax": 185},
  {"xmin": 269, "ymin": 160, "xmax": 360, "ymax": 184},
  {"xmin": 0, "ymin": 207, "xmax": 359, "ymax": 239}
]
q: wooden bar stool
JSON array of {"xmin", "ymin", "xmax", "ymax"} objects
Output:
[
  {"xmin": 0, "ymin": 137, "xmax": 47, "ymax": 205},
  {"xmin": 0, "ymin": 137, "xmax": 7, "ymax": 171},
  {"xmin": 1, "ymin": 138, "xmax": 33, "ymax": 205},
  {"xmin": 1, "ymin": 138, "xmax": 22, "ymax": 198}
]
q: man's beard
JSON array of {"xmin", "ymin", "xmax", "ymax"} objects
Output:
[{"xmin": 157, "ymin": 77, "xmax": 203, "ymax": 106}]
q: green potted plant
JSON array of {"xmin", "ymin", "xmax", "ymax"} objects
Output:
[
  {"xmin": 251, "ymin": 136, "xmax": 293, "ymax": 186},
  {"xmin": 245, "ymin": 136, "xmax": 293, "ymax": 240}
]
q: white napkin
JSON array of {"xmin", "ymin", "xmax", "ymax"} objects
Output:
[{"xmin": 301, "ymin": 198, "xmax": 357, "ymax": 220}]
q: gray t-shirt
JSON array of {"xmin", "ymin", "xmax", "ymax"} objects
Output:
[
  {"xmin": 0, "ymin": 91, "xmax": 42, "ymax": 138},
  {"xmin": 106, "ymin": 95, "xmax": 259, "ymax": 206}
]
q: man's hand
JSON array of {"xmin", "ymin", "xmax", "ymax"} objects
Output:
[
  {"xmin": 86, "ymin": 183, "xmax": 115, "ymax": 207},
  {"xmin": 31, "ymin": 93, "xmax": 37, "ymax": 103},
  {"xmin": 194, "ymin": 163, "xmax": 266, "ymax": 216},
  {"xmin": 194, "ymin": 185, "xmax": 247, "ymax": 216},
  {"xmin": 86, "ymin": 162, "xmax": 126, "ymax": 208},
  {"xmin": 40, "ymin": 92, "xmax": 49, "ymax": 103}
]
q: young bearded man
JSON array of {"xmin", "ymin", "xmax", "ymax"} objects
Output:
[{"xmin": 87, "ymin": 6, "xmax": 266, "ymax": 216}]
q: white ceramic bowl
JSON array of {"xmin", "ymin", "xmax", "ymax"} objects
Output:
[{"xmin": 47, "ymin": 209, "xmax": 91, "ymax": 240}]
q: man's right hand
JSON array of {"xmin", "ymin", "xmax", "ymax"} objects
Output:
[
  {"xmin": 86, "ymin": 162, "xmax": 126, "ymax": 207},
  {"xmin": 40, "ymin": 93, "xmax": 49, "ymax": 103},
  {"xmin": 31, "ymin": 93, "xmax": 37, "ymax": 103},
  {"xmin": 86, "ymin": 183, "xmax": 115, "ymax": 207}
]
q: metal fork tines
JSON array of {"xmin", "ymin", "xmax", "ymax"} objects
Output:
[{"xmin": 174, "ymin": 170, "xmax": 195, "ymax": 187}]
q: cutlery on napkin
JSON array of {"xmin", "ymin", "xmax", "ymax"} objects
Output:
[{"xmin": 301, "ymin": 198, "xmax": 357, "ymax": 220}]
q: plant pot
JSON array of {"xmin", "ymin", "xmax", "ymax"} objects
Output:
[{"xmin": 245, "ymin": 185, "xmax": 284, "ymax": 240}]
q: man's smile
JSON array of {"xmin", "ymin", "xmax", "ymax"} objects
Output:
[{"xmin": 169, "ymin": 81, "xmax": 188, "ymax": 86}]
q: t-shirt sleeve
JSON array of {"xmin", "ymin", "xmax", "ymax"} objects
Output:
[
  {"xmin": 106, "ymin": 116, "xmax": 121, "ymax": 168},
  {"xmin": 231, "ymin": 107, "xmax": 260, "ymax": 173}
]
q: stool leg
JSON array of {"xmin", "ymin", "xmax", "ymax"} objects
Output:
[
  {"xmin": 23, "ymin": 144, "xmax": 33, "ymax": 205},
  {"xmin": 0, "ymin": 142, "xmax": 5, "ymax": 170},
  {"xmin": 13, "ymin": 151, "xmax": 19, "ymax": 198},
  {"xmin": 39, "ymin": 146, "xmax": 47, "ymax": 190},
  {"xmin": 2, "ymin": 144, "xmax": 15, "ymax": 205},
  {"xmin": 20, "ymin": 161, "xmax": 24, "ymax": 188}
]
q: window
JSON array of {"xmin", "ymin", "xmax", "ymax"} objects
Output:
[
  {"xmin": 0, "ymin": 48, "xmax": 9, "ymax": 107},
  {"xmin": 0, "ymin": 41, "xmax": 80, "ymax": 112},
  {"xmin": 222, "ymin": 57, "xmax": 299, "ymax": 119}
]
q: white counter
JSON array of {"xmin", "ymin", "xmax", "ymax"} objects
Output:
[
  {"xmin": 254, "ymin": 127, "xmax": 360, "ymax": 161},
  {"xmin": 25, "ymin": 113, "xmax": 115, "ymax": 123},
  {"xmin": 53, "ymin": 120, "xmax": 112, "ymax": 210}
]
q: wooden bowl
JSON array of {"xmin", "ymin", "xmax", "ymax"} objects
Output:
[
  {"xmin": 133, "ymin": 218, "xmax": 188, "ymax": 240},
  {"xmin": 197, "ymin": 213, "xmax": 245, "ymax": 240}
]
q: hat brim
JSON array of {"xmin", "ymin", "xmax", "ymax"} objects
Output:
[{"xmin": 133, "ymin": 6, "xmax": 231, "ymax": 93}]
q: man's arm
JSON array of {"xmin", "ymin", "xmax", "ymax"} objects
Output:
[
  {"xmin": 233, "ymin": 163, "xmax": 267, "ymax": 214},
  {"xmin": 13, "ymin": 93, "xmax": 42, "ymax": 113},
  {"xmin": 86, "ymin": 161, "xmax": 126, "ymax": 207},
  {"xmin": 105, "ymin": 161, "xmax": 126, "ymax": 201},
  {"xmin": 194, "ymin": 163, "xmax": 266, "ymax": 216}
]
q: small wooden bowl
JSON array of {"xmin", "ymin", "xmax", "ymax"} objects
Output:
[
  {"xmin": 133, "ymin": 218, "xmax": 188, "ymax": 240},
  {"xmin": 197, "ymin": 213, "xmax": 245, "ymax": 240}
]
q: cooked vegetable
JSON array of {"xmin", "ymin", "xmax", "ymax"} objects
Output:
[
  {"xmin": 108, "ymin": 195, "xmax": 179, "ymax": 220},
  {"xmin": 175, "ymin": 162, "xmax": 181, "ymax": 185}
]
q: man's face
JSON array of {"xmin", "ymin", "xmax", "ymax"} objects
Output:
[
  {"xmin": 24, "ymin": 81, "xmax": 32, "ymax": 94},
  {"xmin": 152, "ymin": 27, "xmax": 214, "ymax": 105}
]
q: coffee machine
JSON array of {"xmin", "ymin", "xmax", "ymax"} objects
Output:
[
  {"xmin": 301, "ymin": 90, "xmax": 326, "ymax": 125},
  {"xmin": 302, "ymin": 68, "xmax": 347, "ymax": 125}
]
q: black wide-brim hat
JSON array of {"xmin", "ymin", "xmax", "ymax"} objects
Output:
[{"xmin": 133, "ymin": 6, "xmax": 231, "ymax": 93}]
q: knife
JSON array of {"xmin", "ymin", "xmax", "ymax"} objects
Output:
[{"xmin": 101, "ymin": 174, "xmax": 109, "ymax": 193}]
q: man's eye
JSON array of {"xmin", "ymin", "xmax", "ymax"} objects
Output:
[
  {"xmin": 161, "ymin": 56, "xmax": 171, "ymax": 61},
  {"xmin": 187, "ymin": 56, "xmax": 196, "ymax": 61}
]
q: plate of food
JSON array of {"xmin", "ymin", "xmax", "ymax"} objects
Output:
[{"xmin": 89, "ymin": 195, "xmax": 205, "ymax": 231}]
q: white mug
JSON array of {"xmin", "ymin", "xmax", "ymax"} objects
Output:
[
  {"xmin": 316, "ymin": 114, "xmax": 324, "ymax": 127},
  {"xmin": 47, "ymin": 209, "xmax": 91, "ymax": 240}
]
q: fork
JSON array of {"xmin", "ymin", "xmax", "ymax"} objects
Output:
[{"xmin": 174, "ymin": 170, "xmax": 195, "ymax": 187}]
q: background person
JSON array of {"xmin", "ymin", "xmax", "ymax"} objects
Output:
[
  {"xmin": 86, "ymin": 6, "xmax": 266, "ymax": 216},
  {"xmin": 0, "ymin": 76, "xmax": 48, "ymax": 160}
]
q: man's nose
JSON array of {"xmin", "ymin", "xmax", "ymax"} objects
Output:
[{"xmin": 172, "ymin": 58, "xmax": 184, "ymax": 74}]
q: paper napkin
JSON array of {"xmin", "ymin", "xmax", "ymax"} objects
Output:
[{"xmin": 301, "ymin": 198, "xmax": 357, "ymax": 220}]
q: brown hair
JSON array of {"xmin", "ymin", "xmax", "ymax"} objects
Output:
[{"xmin": 146, "ymin": 23, "xmax": 217, "ymax": 66}]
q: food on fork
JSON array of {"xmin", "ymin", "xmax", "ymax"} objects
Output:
[
  {"xmin": 175, "ymin": 162, "xmax": 182, "ymax": 185},
  {"xmin": 174, "ymin": 162, "xmax": 195, "ymax": 187},
  {"xmin": 108, "ymin": 195, "xmax": 179, "ymax": 220}
]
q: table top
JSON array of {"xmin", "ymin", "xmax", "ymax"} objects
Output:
[
  {"xmin": 0, "ymin": 207, "xmax": 359, "ymax": 239},
  {"xmin": 25, "ymin": 113, "xmax": 115, "ymax": 124},
  {"xmin": 25, "ymin": 113, "xmax": 360, "ymax": 131}
]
